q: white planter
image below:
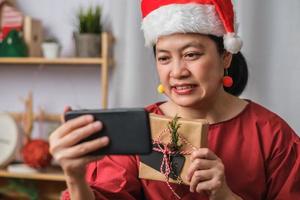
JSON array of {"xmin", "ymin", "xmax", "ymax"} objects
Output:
[{"xmin": 42, "ymin": 42, "xmax": 60, "ymax": 59}]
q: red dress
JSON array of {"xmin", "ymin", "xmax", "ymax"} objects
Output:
[{"xmin": 62, "ymin": 101, "xmax": 300, "ymax": 200}]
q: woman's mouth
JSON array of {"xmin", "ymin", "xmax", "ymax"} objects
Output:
[{"xmin": 172, "ymin": 84, "xmax": 196, "ymax": 95}]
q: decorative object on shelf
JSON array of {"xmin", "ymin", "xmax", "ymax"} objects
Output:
[
  {"xmin": 1, "ymin": 1, "xmax": 42, "ymax": 57},
  {"xmin": 7, "ymin": 163, "xmax": 41, "ymax": 173},
  {"xmin": 22, "ymin": 139, "xmax": 52, "ymax": 168},
  {"xmin": 0, "ymin": 112, "xmax": 20, "ymax": 168},
  {"xmin": 19, "ymin": 92, "xmax": 52, "ymax": 169},
  {"xmin": 74, "ymin": 5, "xmax": 102, "ymax": 57},
  {"xmin": 0, "ymin": 29, "xmax": 28, "ymax": 57},
  {"xmin": 42, "ymin": 37, "xmax": 60, "ymax": 59},
  {"xmin": 0, "ymin": 0, "xmax": 23, "ymax": 41},
  {"xmin": 23, "ymin": 16, "xmax": 43, "ymax": 57}
]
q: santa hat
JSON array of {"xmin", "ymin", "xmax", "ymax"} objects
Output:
[{"xmin": 141, "ymin": 0, "xmax": 242, "ymax": 54}]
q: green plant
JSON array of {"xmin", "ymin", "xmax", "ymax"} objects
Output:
[
  {"xmin": 77, "ymin": 5, "xmax": 102, "ymax": 34},
  {"xmin": 168, "ymin": 115, "xmax": 182, "ymax": 152}
]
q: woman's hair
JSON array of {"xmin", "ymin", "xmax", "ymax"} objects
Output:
[
  {"xmin": 153, "ymin": 35, "xmax": 248, "ymax": 96},
  {"xmin": 208, "ymin": 35, "xmax": 248, "ymax": 96}
]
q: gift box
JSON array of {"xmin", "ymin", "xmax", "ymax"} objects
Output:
[{"xmin": 139, "ymin": 113, "xmax": 209, "ymax": 185}]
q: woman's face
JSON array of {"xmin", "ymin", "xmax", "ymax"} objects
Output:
[{"xmin": 155, "ymin": 33, "xmax": 231, "ymax": 107}]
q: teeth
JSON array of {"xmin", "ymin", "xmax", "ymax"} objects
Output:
[{"xmin": 175, "ymin": 85, "xmax": 194, "ymax": 90}]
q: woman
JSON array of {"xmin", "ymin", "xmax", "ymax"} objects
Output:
[{"xmin": 50, "ymin": 0, "xmax": 300, "ymax": 199}]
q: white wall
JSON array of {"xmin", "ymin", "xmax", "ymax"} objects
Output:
[
  {"xmin": 0, "ymin": 0, "xmax": 299, "ymax": 135},
  {"xmin": 238, "ymin": 0, "xmax": 300, "ymax": 134}
]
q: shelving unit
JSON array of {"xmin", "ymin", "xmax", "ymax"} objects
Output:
[
  {"xmin": 0, "ymin": 57, "xmax": 103, "ymax": 64},
  {"xmin": 0, "ymin": 169, "xmax": 66, "ymax": 199},
  {"xmin": 0, "ymin": 169, "xmax": 65, "ymax": 181},
  {"xmin": 0, "ymin": 32, "xmax": 114, "ymax": 109},
  {"xmin": 0, "ymin": 32, "xmax": 114, "ymax": 199}
]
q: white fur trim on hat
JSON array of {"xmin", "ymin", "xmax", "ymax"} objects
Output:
[
  {"xmin": 141, "ymin": 3, "xmax": 225, "ymax": 47},
  {"xmin": 224, "ymin": 33, "xmax": 243, "ymax": 54}
]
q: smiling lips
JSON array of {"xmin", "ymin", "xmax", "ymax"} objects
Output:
[{"xmin": 172, "ymin": 84, "xmax": 197, "ymax": 95}]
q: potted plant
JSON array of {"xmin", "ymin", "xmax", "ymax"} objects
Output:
[
  {"xmin": 41, "ymin": 37, "xmax": 60, "ymax": 59},
  {"xmin": 74, "ymin": 5, "xmax": 102, "ymax": 57}
]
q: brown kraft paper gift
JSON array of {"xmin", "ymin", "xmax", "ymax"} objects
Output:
[{"xmin": 139, "ymin": 113, "xmax": 209, "ymax": 185}]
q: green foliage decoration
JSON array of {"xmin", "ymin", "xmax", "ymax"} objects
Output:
[
  {"xmin": 77, "ymin": 5, "xmax": 102, "ymax": 34},
  {"xmin": 168, "ymin": 115, "xmax": 183, "ymax": 152}
]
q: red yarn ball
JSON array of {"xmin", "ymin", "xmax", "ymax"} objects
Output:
[
  {"xmin": 22, "ymin": 139, "xmax": 52, "ymax": 168},
  {"xmin": 223, "ymin": 76, "xmax": 233, "ymax": 88}
]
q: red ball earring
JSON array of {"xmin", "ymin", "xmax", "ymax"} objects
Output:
[{"xmin": 223, "ymin": 69, "xmax": 233, "ymax": 88}]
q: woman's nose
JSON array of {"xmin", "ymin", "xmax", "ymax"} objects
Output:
[{"xmin": 170, "ymin": 60, "xmax": 190, "ymax": 79}]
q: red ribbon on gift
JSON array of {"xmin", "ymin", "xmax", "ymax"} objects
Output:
[{"xmin": 152, "ymin": 128, "xmax": 198, "ymax": 199}]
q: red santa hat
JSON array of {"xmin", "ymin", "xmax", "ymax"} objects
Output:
[{"xmin": 141, "ymin": 0, "xmax": 242, "ymax": 54}]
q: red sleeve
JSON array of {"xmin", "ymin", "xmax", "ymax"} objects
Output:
[
  {"xmin": 263, "ymin": 117, "xmax": 300, "ymax": 199},
  {"xmin": 61, "ymin": 155, "xmax": 143, "ymax": 200}
]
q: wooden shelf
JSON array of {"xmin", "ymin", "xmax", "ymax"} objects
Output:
[
  {"xmin": 0, "ymin": 57, "xmax": 104, "ymax": 65},
  {"xmin": 9, "ymin": 111, "xmax": 61, "ymax": 123},
  {"xmin": 0, "ymin": 32, "xmax": 114, "ymax": 108},
  {"xmin": 0, "ymin": 168, "xmax": 66, "ymax": 200},
  {"xmin": 0, "ymin": 169, "xmax": 65, "ymax": 182}
]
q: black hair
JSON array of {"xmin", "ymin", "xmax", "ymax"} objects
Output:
[
  {"xmin": 153, "ymin": 35, "xmax": 248, "ymax": 96},
  {"xmin": 208, "ymin": 35, "xmax": 248, "ymax": 96}
]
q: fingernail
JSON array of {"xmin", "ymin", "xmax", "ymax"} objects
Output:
[
  {"xmin": 93, "ymin": 121, "xmax": 101, "ymax": 128},
  {"xmin": 100, "ymin": 136, "xmax": 109, "ymax": 144},
  {"xmin": 86, "ymin": 115, "xmax": 94, "ymax": 121}
]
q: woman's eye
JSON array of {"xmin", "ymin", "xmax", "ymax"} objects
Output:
[
  {"xmin": 184, "ymin": 52, "xmax": 202, "ymax": 60},
  {"xmin": 157, "ymin": 56, "xmax": 170, "ymax": 64}
]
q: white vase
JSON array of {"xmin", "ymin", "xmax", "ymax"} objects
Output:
[{"xmin": 42, "ymin": 42, "xmax": 60, "ymax": 59}]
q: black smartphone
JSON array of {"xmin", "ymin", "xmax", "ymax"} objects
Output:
[{"xmin": 64, "ymin": 108, "xmax": 152, "ymax": 155}]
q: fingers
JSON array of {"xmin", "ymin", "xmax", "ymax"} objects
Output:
[
  {"xmin": 187, "ymin": 148, "xmax": 219, "ymax": 181},
  {"xmin": 48, "ymin": 107, "xmax": 109, "ymax": 179},
  {"xmin": 61, "ymin": 106, "xmax": 72, "ymax": 123},
  {"xmin": 187, "ymin": 148, "xmax": 225, "ymax": 194},
  {"xmin": 186, "ymin": 158, "xmax": 215, "ymax": 182},
  {"xmin": 189, "ymin": 167, "xmax": 224, "ymax": 192},
  {"xmin": 189, "ymin": 169, "xmax": 214, "ymax": 192},
  {"xmin": 190, "ymin": 148, "xmax": 218, "ymax": 161},
  {"xmin": 54, "ymin": 136, "xmax": 109, "ymax": 162},
  {"xmin": 53, "ymin": 121, "xmax": 103, "ymax": 150},
  {"xmin": 194, "ymin": 178, "xmax": 222, "ymax": 193},
  {"xmin": 53, "ymin": 115, "xmax": 94, "ymax": 140}
]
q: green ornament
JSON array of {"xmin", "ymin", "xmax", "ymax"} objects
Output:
[{"xmin": 0, "ymin": 29, "xmax": 28, "ymax": 57}]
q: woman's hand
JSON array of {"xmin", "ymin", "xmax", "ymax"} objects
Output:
[
  {"xmin": 186, "ymin": 148, "xmax": 242, "ymax": 200},
  {"xmin": 49, "ymin": 107, "xmax": 109, "ymax": 182}
]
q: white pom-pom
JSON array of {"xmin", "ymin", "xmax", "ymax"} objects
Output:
[{"xmin": 224, "ymin": 33, "xmax": 243, "ymax": 54}]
